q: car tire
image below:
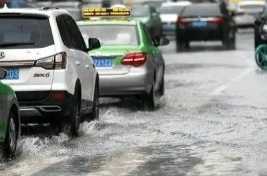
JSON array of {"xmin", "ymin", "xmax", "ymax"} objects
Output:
[
  {"xmin": 223, "ymin": 30, "xmax": 236, "ymax": 50},
  {"xmin": 69, "ymin": 91, "xmax": 81, "ymax": 137},
  {"xmin": 143, "ymin": 78, "xmax": 156, "ymax": 111},
  {"xmin": 176, "ymin": 42, "xmax": 184, "ymax": 52},
  {"xmin": 89, "ymin": 79, "xmax": 99, "ymax": 120},
  {"xmin": 3, "ymin": 110, "xmax": 18, "ymax": 158}
]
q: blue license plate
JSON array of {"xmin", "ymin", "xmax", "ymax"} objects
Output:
[
  {"xmin": 163, "ymin": 24, "xmax": 175, "ymax": 30},
  {"xmin": 192, "ymin": 21, "xmax": 207, "ymax": 27},
  {"xmin": 5, "ymin": 68, "xmax": 19, "ymax": 79},
  {"xmin": 93, "ymin": 58, "xmax": 113, "ymax": 67}
]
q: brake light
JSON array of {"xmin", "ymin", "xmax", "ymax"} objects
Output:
[
  {"xmin": 34, "ymin": 52, "xmax": 67, "ymax": 70},
  {"xmin": 50, "ymin": 91, "xmax": 67, "ymax": 100},
  {"xmin": 177, "ymin": 18, "xmax": 189, "ymax": 25},
  {"xmin": 121, "ymin": 53, "xmax": 147, "ymax": 67},
  {"xmin": 209, "ymin": 17, "xmax": 224, "ymax": 25}
]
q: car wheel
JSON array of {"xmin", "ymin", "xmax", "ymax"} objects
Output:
[
  {"xmin": 223, "ymin": 29, "xmax": 236, "ymax": 50},
  {"xmin": 176, "ymin": 42, "xmax": 184, "ymax": 52},
  {"xmin": 89, "ymin": 80, "xmax": 99, "ymax": 120},
  {"xmin": 69, "ymin": 92, "xmax": 81, "ymax": 137},
  {"xmin": 143, "ymin": 78, "xmax": 156, "ymax": 111},
  {"xmin": 3, "ymin": 111, "xmax": 18, "ymax": 158}
]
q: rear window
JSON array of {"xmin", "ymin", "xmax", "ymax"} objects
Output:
[
  {"xmin": 131, "ymin": 6, "xmax": 150, "ymax": 17},
  {"xmin": 159, "ymin": 5, "xmax": 186, "ymax": 14},
  {"xmin": 0, "ymin": 16, "xmax": 54, "ymax": 49},
  {"xmin": 78, "ymin": 25, "xmax": 139, "ymax": 46},
  {"xmin": 181, "ymin": 4, "xmax": 221, "ymax": 17}
]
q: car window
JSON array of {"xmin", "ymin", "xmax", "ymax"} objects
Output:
[
  {"xmin": 141, "ymin": 23, "xmax": 154, "ymax": 46},
  {"xmin": 78, "ymin": 25, "xmax": 139, "ymax": 46},
  {"xmin": 159, "ymin": 5, "xmax": 186, "ymax": 14},
  {"xmin": 64, "ymin": 15, "xmax": 87, "ymax": 51},
  {"xmin": 131, "ymin": 5, "xmax": 150, "ymax": 17},
  {"xmin": 0, "ymin": 15, "xmax": 54, "ymax": 49},
  {"xmin": 56, "ymin": 15, "xmax": 70, "ymax": 47},
  {"xmin": 181, "ymin": 4, "xmax": 221, "ymax": 17}
]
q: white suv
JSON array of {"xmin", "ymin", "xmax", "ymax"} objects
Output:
[{"xmin": 0, "ymin": 6, "xmax": 101, "ymax": 136}]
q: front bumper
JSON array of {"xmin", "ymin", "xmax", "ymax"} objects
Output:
[{"xmin": 99, "ymin": 71, "xmax": 152, "ymax": 97}]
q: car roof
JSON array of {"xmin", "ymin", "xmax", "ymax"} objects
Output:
[
  {"xmin": 76, "ymin": 18, "xmax": 139, "ymax": 26},
  {"xmin": 0, "ymin": 6, "xmax": 69, "ymax": 17},
  {"xmin": 161, "ymin": 1, "xmax": 192, "ymax": 7},
  {"xmin": 186, "ymin": 2, "xmax": 218, "ymax": 7}
]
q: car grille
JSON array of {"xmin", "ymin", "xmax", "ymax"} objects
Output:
[{"xmin": 16, "ymin": 91, "xmax": 50, "ymax": 103}]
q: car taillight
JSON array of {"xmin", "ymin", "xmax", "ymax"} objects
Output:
[
  {"xmin": 34, "ymin": 52, "xmax": 67, "ymax": 70},
  {"xmin": 121, "ymin": 53, "xmax": 147, "ymax": 67},
  {"xmin": 209, "ymin": 17, "xmax": 224, "ymax": 25},
  {"xmin": 177, "ymin": 18, "xmax": 189, "ymax": 25}
]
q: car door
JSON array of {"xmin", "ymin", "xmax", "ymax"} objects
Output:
[
  {"xmin": 0, "ymin": 82, "xmax": 6, "ymax": 141},
  {"xmin": 64, "ymin": 15, "xmax": 94, "ymax": 108},
  {"xmin": 142, "ymin": 24, "xmax": 163, "ymax": 90}
]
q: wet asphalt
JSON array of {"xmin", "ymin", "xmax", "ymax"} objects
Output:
[{"xmin": 0, "ymin": 30, "xmax": 266, "ymax": 176}]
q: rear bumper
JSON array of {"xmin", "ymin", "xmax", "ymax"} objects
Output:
[
  {"xmin": 99, "ymin": 71, "xmax": 152, "ymax": 97},
  {"xmin": 176, "ymin": 28, "xmax": 223, "ymax": 41},
  {"xmin": 17, "ymin": 91, "xmax": 74, "ymax": 122}
]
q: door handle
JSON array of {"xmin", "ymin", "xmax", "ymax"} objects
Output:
[
  {"xmin": 76, "ymin": 62, "xmax": 80, "ymax": 66},
  {"xmin": 85, "ymin": 65, "xmax": 90, "ymax": 69}
]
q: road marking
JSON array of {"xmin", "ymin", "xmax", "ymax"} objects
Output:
[
  {"xmin": 211, "ymin": 68, "xmax": 253, "ymax": 96},
  {"xmin": 88, "ymin": 152, "xmax": 149, "ymax": 176},
  {"xmin": 1, "ymin": 156, "xmax": 65, "ymax": 176}
]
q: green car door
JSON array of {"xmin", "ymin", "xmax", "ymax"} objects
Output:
[
  {"xmin": 0, "ymin": 67, "xmax": 20, "ymax": 158},
  {"xmin": 0, "ymin": 68, "xmax": 8, "ymax": 141}
]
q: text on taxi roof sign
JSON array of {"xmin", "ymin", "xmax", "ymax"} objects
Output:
[{"xmin": 82, "ymin": 8, "xmax": 131, "ymax": 17}]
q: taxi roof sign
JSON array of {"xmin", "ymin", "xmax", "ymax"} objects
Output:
[{"xmin": 82, "ymin": 7, "xmax": 131, "ymax": 18}]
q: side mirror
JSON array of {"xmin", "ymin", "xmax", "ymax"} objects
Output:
[
  {"xmin": 159, "ymin": 37, "xmax": 169, "ymax": 46},
  {"xmin": 88, "ymin": 38, "xmax": 101, "ymax": 51},
  {"xmin": 0, "ymin": 68, "xmax": 6, "ymax": 79}
]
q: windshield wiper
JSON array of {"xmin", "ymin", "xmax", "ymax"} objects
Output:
[{"xmin": 0, "ymin": 42, "xmax": 35, "ymax": 47}]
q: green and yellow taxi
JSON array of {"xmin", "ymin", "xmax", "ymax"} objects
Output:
[
  {"xmin": 0, "ymin": 67, "xmax": 20, "ymax": 158},
  {"xmin": 76, "ymin": 7, "xmax": 169, "ymax": 110}
]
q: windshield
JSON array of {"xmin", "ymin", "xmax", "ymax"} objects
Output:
[
  {"xmin": 0, "ymin": 16, "xmax": 54, "ymax": 49},
  {"xmin": 78, "ymin": 25, "xmax": 139, "ymax": 46},
  {"xmin": 159, "ymin": 5, "xmax": 185, "ymax": 14},
  {"xmin": 131, "ymin": 6, "xmax": 150, "ymax": 17}
]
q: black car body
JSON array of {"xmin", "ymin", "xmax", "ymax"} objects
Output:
[
  {"xmin": 175, "ymin": 3, "xmax": 236, "ymax": 51},
  {"xmin": 254, "ymin": 4, "xmax": 267, "ymax": 50}
]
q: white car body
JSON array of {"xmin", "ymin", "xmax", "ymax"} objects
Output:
[
  {"xmin": 234, "ymin": 1, "xmax": 265, "ymax": 28},
  {"xmin": 0, "ymin": 7, "xmax": 98, "ymax": 125},
  {"xmin": 159, "ymin": 1, "xmax": 192, "ymax": 36}
]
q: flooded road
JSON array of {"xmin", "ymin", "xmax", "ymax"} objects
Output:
[{"xmin": 1, "ymin": 31, "xmax": 266, "ymax": 176}]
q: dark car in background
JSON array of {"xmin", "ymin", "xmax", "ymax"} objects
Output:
[
  {"xmin": 175, "ymin": 3, "xmax": 236, "ymax": 51},
  {"xmin": 131, "ymin": 4, "xmax": 162, "ymax": 43}
]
